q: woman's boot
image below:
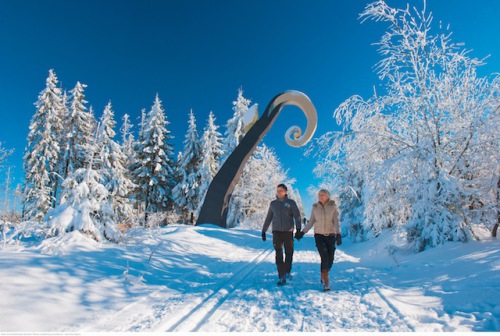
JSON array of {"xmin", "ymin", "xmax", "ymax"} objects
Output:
[{"xmin": 321, "ymin": 270, "xmax": 330, "ymax": 291}]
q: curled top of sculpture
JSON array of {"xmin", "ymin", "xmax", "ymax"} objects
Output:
[
  {"xmin": 196, "ymin": 89, "xmax": 318, "ymax": 228},
  {"xmin": 269, "ymin": 90, "xmax": 318, "ymax": 147}
]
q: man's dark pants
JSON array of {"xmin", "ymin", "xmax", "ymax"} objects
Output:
[{"xmin": 272, "ymin": 231, "xmax": 294, "ymax": 278}]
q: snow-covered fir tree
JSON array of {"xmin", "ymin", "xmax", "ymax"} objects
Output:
[
  {"xmin": 220, "ymin": 88, "xmax": 250, "ymax": 163},
  {"xmin": 0, "ymin": 143, "xmax": 13, "ymax": 228},
  {"xmin": 95, "ymin": 102, "xmax": 135, "ymax": 223},
  {"xmin": 138, "ymin": 108, "xmax": 146, "ymax": 137},
  {"xmin": 218, "ymin": 89, "xmax": 254, "ymax": 225},
  {"xmin": 23, "ymin": 70, "xmax": 65, "ymax": 221},
  {"xmin": 119, "ymin": 113, "xmax": 137, "ymax": 222},
  {"xmin": 52, "ymin": 90, "xmax": 70, "ymax": 205},
  {"xmin": 130, "ymin": 108, "xmax": 147, "ymax": 215},
  {"xmin": 46, "ymin": 131, "xmax": 118, "ymax": 242},
  {"xmin": 130, "ymin": 94, "xmax": 176, "ymax": 223},
  {"xmin": 312, "ymin": 0, "xmax": 500, "ymax": 251},
  {"xmin": 226, "ymin": 144, "xmax": 299, "ymax": 228},
  {"xmin": 197, "ymin": 111, "xmax": 223, "ymax": 215},
  {"xmin": 172, "ymin": 110, "xmax": 202, "ymax": 223},
  {"xmin": 61, "ymin": 82, "xmax": 94, "ymax": 182},
  {"xmin": 120, "ymin": 113, "xmax": 135, "ymax": 168}
]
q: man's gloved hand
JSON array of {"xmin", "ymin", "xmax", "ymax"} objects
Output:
[
  {"xmin": 261, "ymin": 231, "xmax": 266, "ymax": 241},
  {"xmin": 336, "ymin": 233, "xmax": 342, "ymax": 246},
  {"xmin": 294, "ymin": 231, "xmax": 304, "ymax": 241}
]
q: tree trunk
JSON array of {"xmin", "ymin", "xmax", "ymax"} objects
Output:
[{"xmin": 494, "ymin": 176, "xmax": 499, "ymax": 238}]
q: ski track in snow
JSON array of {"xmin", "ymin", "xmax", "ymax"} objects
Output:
[
  {"xmin": 158, "ymin": 247, "xmax": 274, "ymax": 332},
  {"xmin": 189, "ymin": 249, "xmax": 414, "ymax": 332},
  {"xmin": 83, "ymin": 242, "xmax": 417, "ymax": 332},
  {"xmin": 190, "ymin": 238, "xmax": 430, "ymax": 332},
  {"xmin": 4, "ymin": 225, "xmax": 496, "ymax": 332},
  {"xmin": 92, "ymin": 247, "xmax": 430, "ymax": 331}
]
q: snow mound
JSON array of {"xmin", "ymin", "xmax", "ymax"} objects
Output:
[{"xmin": 39, "ymin": 230, "xmax": 101, "ymax": 255}]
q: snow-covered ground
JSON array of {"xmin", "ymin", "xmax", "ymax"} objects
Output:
[{"xmin": 0, "ymin": 224, "xmax": 499, "ymax": 332}]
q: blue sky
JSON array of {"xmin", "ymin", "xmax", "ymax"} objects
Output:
[{"xmin": 1, "ymin": 0, "xmax": 500, "ymax": 214}]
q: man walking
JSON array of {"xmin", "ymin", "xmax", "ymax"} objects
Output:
[{"xmin": 261, "ymin": 183, "xmax": 302, "ymax": 286}]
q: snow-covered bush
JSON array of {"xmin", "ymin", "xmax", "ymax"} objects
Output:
[{"xmin": 45, "ymin": 167, "xmax": 118, "ymax": 242}]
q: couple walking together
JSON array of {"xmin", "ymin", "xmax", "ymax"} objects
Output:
[{"xmin": 261, "ymin": 183, "xmax": 341, "ymax": 291}]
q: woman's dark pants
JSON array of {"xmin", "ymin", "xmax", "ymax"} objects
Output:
[{"xmin": 314, "ymin": 234, "xmax": 336, "ymax": 272}]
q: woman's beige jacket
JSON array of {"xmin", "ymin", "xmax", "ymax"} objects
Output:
[{"xmin": 302, "ymin": 200, "xmax": 340, "ymax": 235}]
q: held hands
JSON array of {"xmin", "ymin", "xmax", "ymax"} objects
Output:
[
  {"xmin": 261, "ymin": 231, "xmax": 266, "ymax": 241},
  {"xmin": 294, "ymin": 231, "xmax": 304, "ymax": 241}
]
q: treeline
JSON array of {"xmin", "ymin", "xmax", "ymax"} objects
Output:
[{"xmin": 22, "ymin": 73, "xmax": 299, "ymax": 241}]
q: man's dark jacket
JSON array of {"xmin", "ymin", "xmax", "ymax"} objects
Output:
[{"xmin": 262, "ymin": 196, "xmax": 301, "ymax": 233}]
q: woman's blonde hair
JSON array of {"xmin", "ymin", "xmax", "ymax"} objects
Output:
[{"xmin": 318, "ymin": 189, "xmax": 330, "ymax": 197}]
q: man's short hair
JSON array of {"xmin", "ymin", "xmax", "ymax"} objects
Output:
[{"xmin": 277, "ymin": 183, "xmax": 288, "ymax": 191}]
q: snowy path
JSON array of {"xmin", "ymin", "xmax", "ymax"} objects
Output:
[
  {"xmin": 1, "ymin": 224, "xmax": 498, "ymax": 332},
  {"xmin": 188, "ymin": 248, "xmax": 416, "ymax": 333},
  {"xmin": 158, "ymin": 247, "xmax": 274, "ymax": 332},
  {"xmin": 79, "ymin": 227, "xmax": 452, "ymax": 332}
]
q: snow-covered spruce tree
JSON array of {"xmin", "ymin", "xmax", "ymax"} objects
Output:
[
  {"xmin": 95, "ymin": 102, "xmax": 135, "ymax": 223},
  {"xmin": 120, "ymin": 113, "xmax": 135, "ymax": 168},
  {"xmin": 130, "ymin": 94, "xmax": 176, "ymax": 223},
  {"xmin": 172, "ymin": 110, "xmax": 202, "ymax": 223},
  {"xmin": 119, "ymin": 113, "xmax": 138, "ymax": 225},
  {"xmin": 218, "ymin": 89, "xmax": 253, "ymax": 225},
  {"xmin": 23, "ymin": 70, "xmax": 65, "ymax": 221},
  {"xmin": 197, "ymin": 111, "xmax": 224, "ymax": 216},
  {"xmin": 0, "ymin": 141, "xmax": 15, "ymax": 239},
  {"xmin": 61, "ymin": 82, "xmax": 94, "ymax": 185},
  {"xmin": 129, "ymin": 109, "xmax": 147, "ymax": 216},
  {"xmin": 226, "ymin": 144, "xmax": 299, "ymax": 229},
  {"xmin": 312, "ymin": 0, "xmax": 500, "ymax": 251},
  {"xmin": 138, "ymin": 108, "xmax": 147, "ymax": 137},
  {"xmin": 220, "ymin": 88, "xmax": 250, "ymax": 164},
  {"xmin": 46, "ymin": 128, "xmax": 118, "ymax": 242},
  {"xmin": 51, "ymin": 90, "xmax": 70, "ymax": 206}
]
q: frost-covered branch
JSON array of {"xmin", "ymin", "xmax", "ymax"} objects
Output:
[{"xmin": 311, "ymin": 0, "xmax": 500, "ymax": 251}]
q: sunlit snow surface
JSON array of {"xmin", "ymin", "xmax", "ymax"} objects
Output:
[{"xmin": 0, "ymin": 223, "xmax": 498, "ymax": 332}]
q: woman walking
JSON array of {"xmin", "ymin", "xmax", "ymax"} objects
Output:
[{"xmin": 296, "ymin": 189, "xmax": 341, "ymax": 291}]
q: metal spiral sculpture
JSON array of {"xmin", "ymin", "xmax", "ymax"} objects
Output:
[{"xmin": 196, "ymin": 90, "xmax": 318, "ymax": 228}]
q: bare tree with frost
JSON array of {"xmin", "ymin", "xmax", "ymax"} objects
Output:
[{"xmin": 312, "ymin": 0, "xmax": 500, "ymax": 251}]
